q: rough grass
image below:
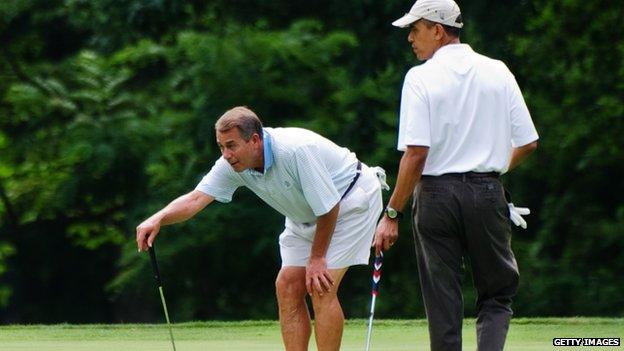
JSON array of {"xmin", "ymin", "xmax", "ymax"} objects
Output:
[{"xmin": 0, "ymin": 318, "xmax": 622, "ymax": 350}]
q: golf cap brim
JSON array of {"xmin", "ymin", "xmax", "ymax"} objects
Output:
[{"xmin": 392, "ymin": 13, "xmax": 420, "ymax": 28}]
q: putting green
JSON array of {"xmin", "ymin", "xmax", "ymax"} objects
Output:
[{"xmin": 0, "ymin": 318, "xmax": 622, "ymax": 350}]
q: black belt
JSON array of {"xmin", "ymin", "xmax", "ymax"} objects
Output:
[
  {"xmin": 341, "ymin": 161, "xmax": 362, "ymax": 200},
  {"xmin": 422, "ymin": 171, "xmax": 500, "ymax": 180}
]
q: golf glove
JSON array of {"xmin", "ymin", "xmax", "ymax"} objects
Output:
[
  {"xmin": 372, "ymin": 166, "xmax": 390, "ymax": 191},
  {"xmin": 508, "ymin": 203, "xmax": 530, "ymax": 229}
]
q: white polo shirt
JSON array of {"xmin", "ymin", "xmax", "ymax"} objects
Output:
[
  {"xmin": 195, "ymin": 127, "xmax": 359, "ymax": 224},
  {"xmin": 397, "ymin": 44, "xmax": 539, "ymax": 175}
]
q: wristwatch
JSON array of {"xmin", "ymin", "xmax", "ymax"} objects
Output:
[{"xmin": 385, "ymin": 206, "xmax": 404, "ymax": 220}]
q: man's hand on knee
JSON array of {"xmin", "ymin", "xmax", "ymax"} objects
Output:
[{"xmin": 306, "ymin": 257, "xmax": 334, "ymax": 296}]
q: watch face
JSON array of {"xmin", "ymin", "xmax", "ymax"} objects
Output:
[{"xmin": 386, "ymin": 208, "xmax": 397, "ymax": 218}]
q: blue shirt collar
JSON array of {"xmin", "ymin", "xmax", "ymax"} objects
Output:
[{"xmin": 262, "ymin": 129, "xmax": 274, "ymax": 173}]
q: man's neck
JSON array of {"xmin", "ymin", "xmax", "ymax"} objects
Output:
[
  {"xmin": 253, "ymin": 143, "xmax": 265, "ymax": 173},
  {"xmin": 439, "ymin": 36, "xmax": 461, "ymax": 49},
  {"xmin": 431, "ymin": 37, "xmax": 461, "ymax": 57}
]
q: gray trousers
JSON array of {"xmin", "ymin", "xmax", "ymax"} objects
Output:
[{"xmin": 412, "ymin": 173, "xmax": 519, "ymax": 351}]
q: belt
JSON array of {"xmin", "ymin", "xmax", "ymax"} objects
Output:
[
  {"xmin": 422, "ymin": 171, "xmax": 500, "ymax": 181},
  {"xmin": 341, "ymin": 161, "xmax": 362, "ymax": 200}
]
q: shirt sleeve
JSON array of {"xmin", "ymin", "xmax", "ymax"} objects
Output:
[
  {"xmin": 397, "ymin": 69, "xmax": 431, "ymax": 151},
  {"xmin": 195, "ymin": 157, "xmax": 241, "ymax": 203},
  {"xmin": 507, "ymin": 71, "xmax": 539, "ymax": 147},
  {"xmin": 292, "ymin": 144, "xmax": 341, "ymax": 216}
]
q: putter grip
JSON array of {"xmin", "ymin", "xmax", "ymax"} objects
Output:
[
  {"xmin": 371, "ymin": 252, "xmax": 383, "ymax": 295},
  {"xmin": 148, "ymin": 246, "xmax": 163, "ymax": 286}
]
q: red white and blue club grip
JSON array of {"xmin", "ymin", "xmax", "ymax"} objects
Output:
[{"xmin": 371, "ymin": 252, "xmax": 383, "ymax": 296}]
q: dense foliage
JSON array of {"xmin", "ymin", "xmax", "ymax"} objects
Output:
[{"xmin": 0, "ymin": 0, "xmax": 622, "ymax": 322}]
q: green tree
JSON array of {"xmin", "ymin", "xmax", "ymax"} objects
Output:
[
  {"xmin": 0, "ymin": 49, "xmax": 157, "ymax": 321},
  {"xmin": 509, "ymin": 0, "xmax": 624, "ymax": 316}
]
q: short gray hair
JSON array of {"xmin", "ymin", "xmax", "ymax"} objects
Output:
[
  {"xmin": 420, "ymin": 17, "xmax": 462, "ymax": 38},
  {"xmin": 215, "ymin": 106, "xmax": 263, "ymax": 141}
]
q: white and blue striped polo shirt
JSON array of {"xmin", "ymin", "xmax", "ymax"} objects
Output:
[{"xmin": 195, "ymin": 127, "xmax": 359, "ymax": 224}]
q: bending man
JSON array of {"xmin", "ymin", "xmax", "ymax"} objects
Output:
[{"xmin": 137, "ymin": 106, "xmax": 384, "ymax": 351}]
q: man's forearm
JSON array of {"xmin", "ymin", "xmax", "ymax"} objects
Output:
[
  {"xmin": 508, "ymin": 141, "xmax": 538, "ymax": 171},
  {"xmin": 310, "ymin": 203, "xmax": 340, "ymax": 259},
  {"xmin": 150, "ymin": 190, "xmax": 213, "ymax": 226},
  {"xmin": 388, "ymin": 146, "xmax": 429, "ymax": 212}
]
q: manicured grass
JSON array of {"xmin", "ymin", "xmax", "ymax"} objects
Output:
[{"xmin": 0, "ymin": 318, "xmax": 622, "ymax": 350}]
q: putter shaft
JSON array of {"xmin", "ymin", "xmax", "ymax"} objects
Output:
[
  {"xmin": 149, "ymin": 246, "xmax": 177, "ymax": 351},
  {"xmin": 365, "ymin": 294, "xmax": 378, "ymax": 351},
  {"xmin": 365, "ymin": 252, "xmax": 383, "ymax": 351},
  {"xmin": 157, "ymin": 286, "xmax": 177, "ymax": 351}
]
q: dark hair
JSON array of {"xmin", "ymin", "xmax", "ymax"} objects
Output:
[
  {"xmin": 215, "ymin": 106, "xmax": 263, "ymax": 141},
  {"xmin": 421, "ymin": 15, "xmax": 463, "ymax": 38}
]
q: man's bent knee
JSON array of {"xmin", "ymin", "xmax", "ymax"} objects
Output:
[
  {"xmin": 310, "ymin": 268, "xmax": 347, "ymax": 313},
  {"xmin": 310, "ymin": 291, "xmax": 340, "ymax": 312},
  {"xmin": 276, "ymin": 268, "xmax": 307, "ymax": 301}
]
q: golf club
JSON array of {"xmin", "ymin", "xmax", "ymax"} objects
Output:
[
  {"xmin": 365, "ymin": 251, "xmax": 383, "ymax": 351},
  {"xmin": 148, "ymin": 245, "xmax": 177, "ymax": 351}
]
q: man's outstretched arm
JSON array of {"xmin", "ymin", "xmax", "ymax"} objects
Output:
[{"xmin": 136, "ymin": 190, "xmax": 214, "ymax": 251}]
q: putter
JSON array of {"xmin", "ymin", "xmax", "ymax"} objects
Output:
[
  {"xmin": 148, "ymin": 245, "xmax": 177, "ymax": 351},
  {"xmin": 365, "ymin": 252, "xmax": 383, "ymax": 351}
]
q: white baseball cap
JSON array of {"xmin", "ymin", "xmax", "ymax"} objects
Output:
[{"xmin": 392, "ymin": 0, "xmax": 463, "ymax": 28}]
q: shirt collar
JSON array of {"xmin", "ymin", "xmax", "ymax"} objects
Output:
[
  {"xmin": 431, "ymin": 43, "xmax": 472, "ymax": 60},
  {"xmin": 262, "ymin": 129, "xmax": 274, "ymax": 172}
]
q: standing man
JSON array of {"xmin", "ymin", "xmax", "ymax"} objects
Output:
[
  {"xmin": 137, "ymin": 106, "xmax": 385, "ymax": 351},
  {"xmin": 374, "ymin": 1, "xmax": 538, "ymax": 350}
]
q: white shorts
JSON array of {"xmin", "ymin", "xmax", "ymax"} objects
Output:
[{"xmin": 279, "ymin": 164, "xmax": 383, "ymax": 269}]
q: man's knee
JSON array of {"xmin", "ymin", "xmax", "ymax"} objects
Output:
[
  {"xmin": 310, "ymin": 291, "xmax": 340, "ymax": 314},
  {"xmin": 276, "ymin": 269, "xmax": 306, "ymax": 301}
]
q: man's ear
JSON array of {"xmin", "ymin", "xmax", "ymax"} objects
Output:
[
  {"xmin": 251, "ymin": 133, "xmax": 262, "ymax": 146},
  {"xmin": 434, "ymin": 23, "xmax": 445, "ymax": 40}
]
